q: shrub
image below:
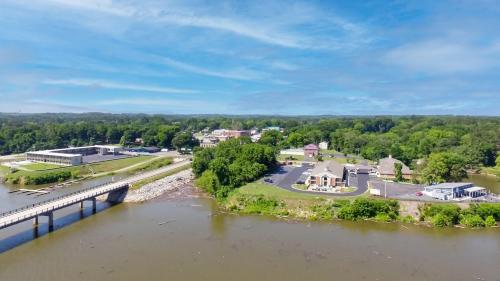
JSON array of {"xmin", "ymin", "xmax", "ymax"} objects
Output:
[
  {"xmin": 468, "ymin": 204, "xmax": 500, "ymax": 221},
  {"xmin": 421, "ymin": 204, "xmax": 461, "ymax": 225},
  {"xmin": 374, "ymin": 213, "xmax": 391, "ymax": 222},
  {"xmin": 431, "ymin": 213, "xmax": 452, "ymax": 227},
  {"xmin": 400, "ymin": 215, "xmax": 417, "ymax": 224},
  {"xmin": 337, "ymin": 198, "xmax": 399, "ymax": 221},
  {"xmin": 460, "ymin": 214, "xmax": 485, "ymax": 228},
  {"xmin": 236, "ymin": 194, "xmax": 284, "ymax": 215},
  {"xmin": 311, "ymin": 203, "xmax": 335, "ymax": 220},
  {"xmin": 484, "ymin": 216, "xmax": 496, "ymax": 227}
]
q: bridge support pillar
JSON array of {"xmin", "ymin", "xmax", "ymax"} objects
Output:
[
  {"xmin": 91, "ymin": 197, "xmax": 96, "ymax": 214},
  {"xmin": 47, "ymin": 212, "xmax": 54, "ymax": 232},
  {"xmin": 33, "ymin": 215, "xmax": 39, "ymax": 226}
]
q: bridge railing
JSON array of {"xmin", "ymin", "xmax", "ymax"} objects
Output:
[
  {"xmin": 0, "ymin": 180, "xmax": 128, "ymax": 218},
  {"xmin": 0, "ymin": 183, "xmax": 131, "ymax": 228}
]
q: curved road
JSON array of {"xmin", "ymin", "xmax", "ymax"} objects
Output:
[{"xmin": 273, "ymin": 164, "xmax": 369, "ymax": 197}]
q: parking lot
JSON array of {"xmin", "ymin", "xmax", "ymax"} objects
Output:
[
  {"xmin": 264, "ymin": 164, "xmax": 368, "ymax": 196},
  {"xmin": 368, "ymin": 179, "xmax": 428, "ymax": 200}
]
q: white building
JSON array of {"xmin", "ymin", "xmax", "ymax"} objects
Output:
[
  {"xmin": 318, "ymin": 141, "xmax": 329, "ymax": 150},
  {"xmin": 26, "ymin": 145, "xmax": 123, "ymax": 166},
  {"xmin": 423, "ymin": 182, "xmax": 487, "ymax": 200}
]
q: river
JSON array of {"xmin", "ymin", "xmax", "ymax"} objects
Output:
[{"xmin": 0, "ymin": 181, "xmax": 499, "ymax": 281}]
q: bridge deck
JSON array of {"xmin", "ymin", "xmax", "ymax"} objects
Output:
[{"xmin": 0, "ymin": 160, "xmax": 190, "ymax": 229}]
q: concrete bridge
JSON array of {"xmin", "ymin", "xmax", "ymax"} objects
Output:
[{"xmin": 0, "ymin": 159, "xmax": 190, "ymax": 232}]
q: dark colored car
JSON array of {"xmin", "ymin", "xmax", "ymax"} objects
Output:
[
  {"xmin": 416, "ymin": 191, "xmax": 423, "ymax": 196},
  {"xmin": 264, "ymin": 178, "xmax": 273, "ymax": 183}
]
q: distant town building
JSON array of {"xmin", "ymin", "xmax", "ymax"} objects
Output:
[
  {"xmin": 377, "ymin": 155, "xmax": 412, "ymax": 179},
  {"xmin": 304, "ymin": 144, "xmax": 319, "ymax": 158},
  {"xmin": 318, "ymin": 141, "xmax": 329, "ymax": 150},
  {"xmin": 306, "ymin": 161, "xmax": 346, "ymax": 189},
  {"xmin": 262, "ymin": 126, "xmax": 283, "ymax": 133},
  {"xmin": 423, "ymin": 182, "xmax": 487, "ymax": 200},
  {"xmin": 251, "ymin": 134, "xmax": 261, "ymax": 142},
  {"xmin": 200, "ymin": 136, "xmax": 220, "ymax": 148}
]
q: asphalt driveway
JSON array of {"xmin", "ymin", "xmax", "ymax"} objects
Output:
[{"xmin": 267, "ymin": 164, "xmax": 368, "ymax": 197}]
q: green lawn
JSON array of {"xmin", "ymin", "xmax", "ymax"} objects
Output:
[
  {"xmin": 88, "ymin": 156, "xmax": 153, "ymax": 174},
  {"xmin": 277, "ymin": 154, "xmax": 306, "ymax": 161},
  {"xmin": 22, "ymin": 162, "xmax": 64, "ymax": 171},
  {"xmin": 4, "ymin": 155, "xmax": 158, "ymax": 185},
  {"xmin": 236, "ymin": 182, "xmax": 323, "ymax": 201}
]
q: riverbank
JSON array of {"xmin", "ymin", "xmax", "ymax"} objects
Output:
[{"xmin": 216, "ymin": 181, "xmax": 500, "ymax": 228}]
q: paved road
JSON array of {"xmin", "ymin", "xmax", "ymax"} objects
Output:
[{"xmin": 270, "ymin": 164, "xmax": 368, "ymax": 197}]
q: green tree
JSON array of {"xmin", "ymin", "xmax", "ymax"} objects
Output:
[
  {"xmin": 172, "ymin": 132, "xmax": 197, "ymax": 151},
  {"xmin": 394, "ymin": 162, "xmax": 403, "ymax": 182},
  {"xmin": 259, "ymin": 130, "xmax": 283, "ymax": 147},
  {"xmin": 422, "ymin": 152, "xmax": 467, "ymax": 184}
]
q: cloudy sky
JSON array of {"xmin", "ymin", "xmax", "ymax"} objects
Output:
[{"xmin": 0, "ymin": 0, "xmax": 499, "ymax": 115}]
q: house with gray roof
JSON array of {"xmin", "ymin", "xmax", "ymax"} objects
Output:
[
  {"xmin": 306, "ymin": 160, "xmax": 346, "ymax": 189},
  {"xmin": 377, "ymin": 155, "xmax": 412, "ymax": 179}
]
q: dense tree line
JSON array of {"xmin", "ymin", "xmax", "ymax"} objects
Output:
[{"xmin": 0, "ymin": 114, "xmax": 498, "ymax": 174}]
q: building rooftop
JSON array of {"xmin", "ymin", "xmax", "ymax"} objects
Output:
[
  {"xmin": 378, "ymin": 156, "xmax": 412, "ymax": 175},
  {"xmin": 425, "ymin": 182, "xmax": 474, "ymax": 189},
  {"xmin": 311, "ymin": 160, "xmax": 345, "ymax": 178},
  {"xmin": 304, "ymin": 144, "xmax": 319, "ymax": 150}
]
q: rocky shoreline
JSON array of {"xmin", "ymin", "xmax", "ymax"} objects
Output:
[{"xmin": 124, "ymin": 169, "xmax": 195, "ymax": 203}]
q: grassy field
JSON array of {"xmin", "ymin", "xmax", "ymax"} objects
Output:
[
  {"xmin": 277, "ymin": 154, "xmax": 306, "ymax": 161},
  {"xmin": 88, "ymin": 156, "xmax": 153, "ymax": 174},
  {"xmin": 3, "ymin": 155, "xmax": 161, "ymax": 185},
  {"xmin": 236, "ymin": 182, "xmax": 323, "ymax": 201},
  {"xmin": 21, "ymin": 162, "xmax": 64, "ymax": 171}
]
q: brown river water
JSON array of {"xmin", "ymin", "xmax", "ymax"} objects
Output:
[{"xmin": 0, "ymin": 177, "xmax": 499, "ymax": 281}]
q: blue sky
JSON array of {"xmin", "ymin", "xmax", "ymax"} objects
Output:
[{"xmin": 0, "ymin": 0, "xmax": 499, "ymax": 115}]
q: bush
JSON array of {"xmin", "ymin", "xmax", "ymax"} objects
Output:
[
  {"xmin": 421, "ymin": 204, "xmax": 461, "ymax": 225},
  {"xmin": 484, "ymin": 216, "xmax": 496, "ymax": 227},
  {"xmin": 235, "ymin": 194, "xmax": 284, "ymax": 215},
  {"xmin": 468, "ymin": 204, "xmax": 500, "ymax": 221},
  {"xmin": 460, "ymin": 214, "xmax": 485, "ymax": 228},
  {"xmin": 337, "ymin": 198, "xmax": 399, "ymax": 221},
  {"xmin": 431, "ymin": 213, "xmax": 452, "ymax": 227},
  {"xmin": 400, "ymin": 215, "xmax": 417, "ymax": 224},
  {"xmin": 374, "ymin": 213, "xmax": 391, "ymax": 222},
  {"xmin": 311, "ymin": 203, "xmax": 335, "ymax": 220},
  {"xmin": 23, "ymin": 170, "xmax": 72, "ymax": 185}
]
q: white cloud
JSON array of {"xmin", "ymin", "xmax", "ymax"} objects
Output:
[
  {"xmin": 13, "ymin": 0, "xmax": 365, "ymax": 50},
  {"xmin": 159, "ymin": 56, "xmax": 266, "ymax": 81},
  {"xmin": 384, "ymin": 40, "xmax": 500, "ymax": 74},
  {"xmin": 43, "ymin": 78, "xmax": 199, "ymax": 94}
]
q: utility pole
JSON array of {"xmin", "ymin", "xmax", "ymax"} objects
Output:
[{"xmin": 384, "ymin": 181, "xmax": 387, "ymax": 198}]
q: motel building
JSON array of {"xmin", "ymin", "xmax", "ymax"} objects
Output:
[
  {"xmin": 26, "ymin": 145, "xmax": 124, "ymax": 166},
  {"xmin": 423, "ymin": 182, "xmax": 487, "ymax": 200}
]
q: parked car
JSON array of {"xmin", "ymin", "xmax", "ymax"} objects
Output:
[
  {"xmin": 264, "ymin": 178, "xmax": 273, "ymax": 183},
  {"xmin": 416, "ymin": 191, "xmax": 423, "ymax": 196}
]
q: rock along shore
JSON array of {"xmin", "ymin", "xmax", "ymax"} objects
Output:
[{"xmin": 123, "ymin": 169, "xmax": 194, "ymax": 203}]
